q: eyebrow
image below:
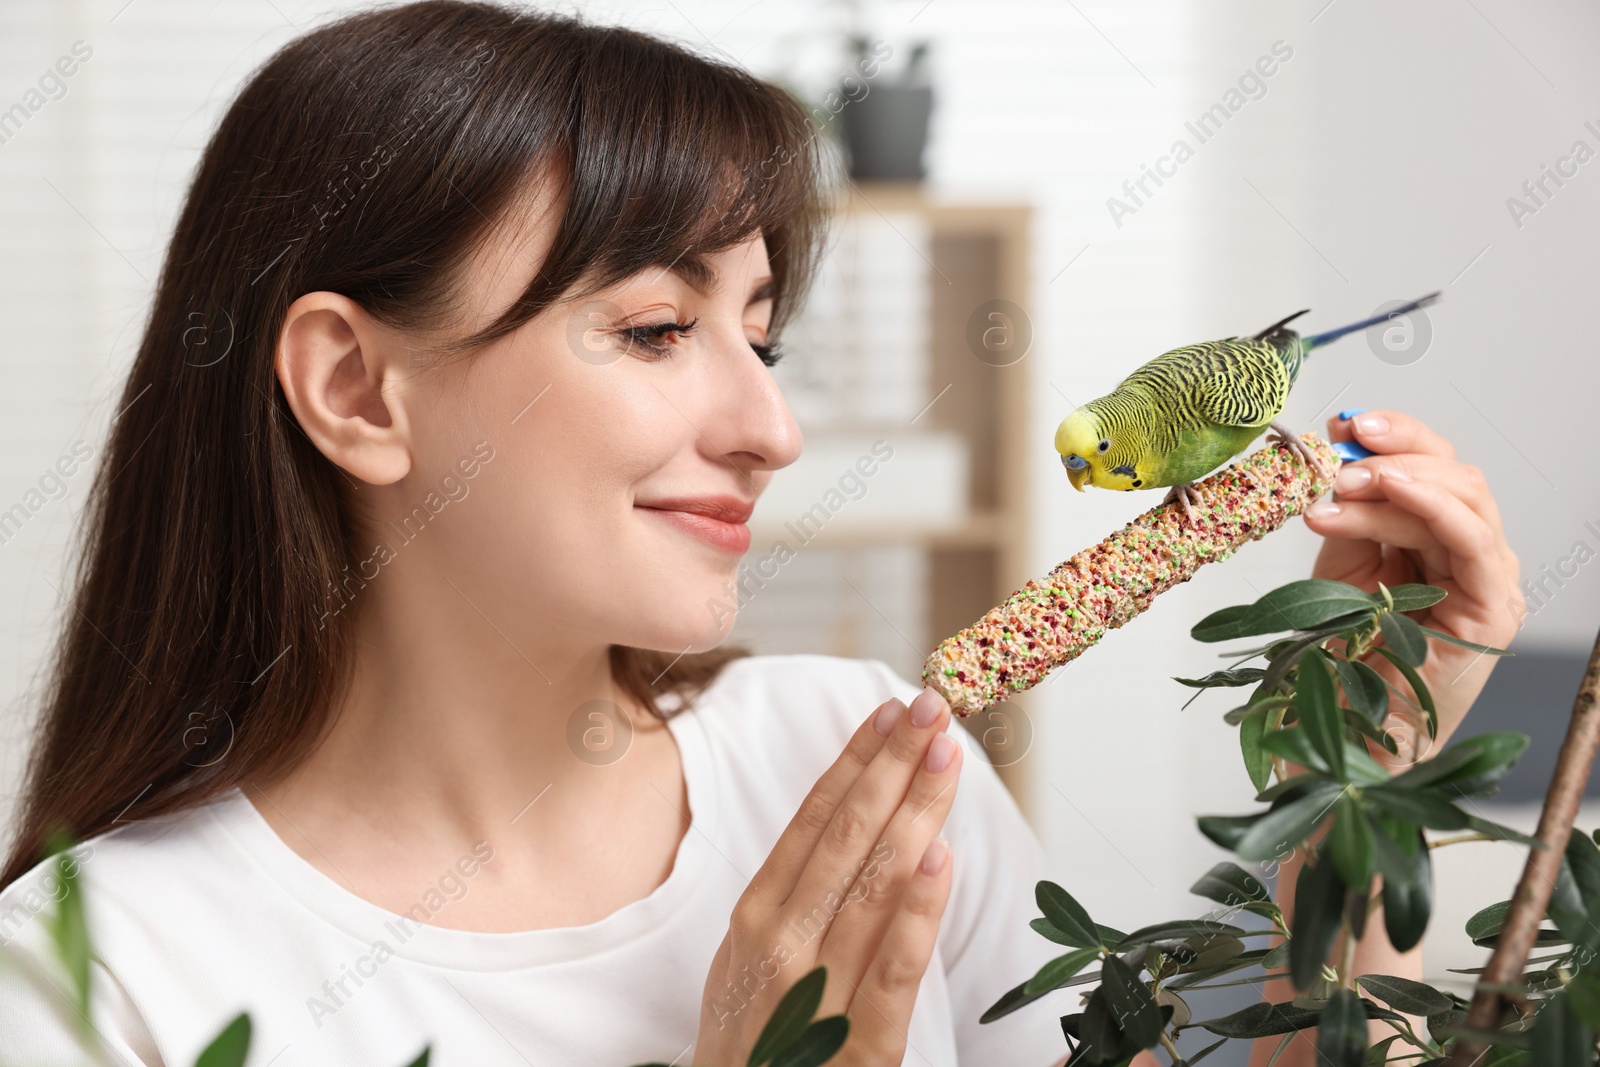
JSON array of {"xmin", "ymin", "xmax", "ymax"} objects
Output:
[{"xmin": 663, "ymin": 253, "xmax": 774, "ymax": 306}]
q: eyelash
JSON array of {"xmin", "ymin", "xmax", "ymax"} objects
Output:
[{"xmin": 618, "ymin": 318, "xmax": 784, "ymax": 367}]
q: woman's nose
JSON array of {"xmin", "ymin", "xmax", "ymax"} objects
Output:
[{"xmin": 699, "ymin": 339, "xmax": 802, "ymax": 475}]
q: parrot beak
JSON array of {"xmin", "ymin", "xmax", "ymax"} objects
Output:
[{"xmin": 1060, "ymin": 453, "xmax": 1088, "ymax": 492}]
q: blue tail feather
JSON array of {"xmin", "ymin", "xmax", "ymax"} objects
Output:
[{"xmin": 1301, "ymin": 291, "xmax": 1440, "ymax": 350}]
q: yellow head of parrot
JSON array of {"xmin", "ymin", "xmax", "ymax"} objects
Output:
[{"xmin": 1054, "ymin": 409, "xmax": 1105, "ymax": 493}]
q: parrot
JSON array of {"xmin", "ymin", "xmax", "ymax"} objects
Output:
[{"xmin": 1053, "ymin": 292, "xmax": 1440, "ymax": 521}]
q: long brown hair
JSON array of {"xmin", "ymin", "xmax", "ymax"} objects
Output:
[{"xmin": 3, "ymin": 0, "xmax": 832, "ymax": 890}]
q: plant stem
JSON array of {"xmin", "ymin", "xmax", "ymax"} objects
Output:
[
  {"xmin": 1158, "ymin": 1030, "xmax": 1183, "ymax": 1065},
  {"xmin": 1337, "ymin": 913, "xmax": 1358, "ymax": 990},
  {"xmin": 1427, "ymin": 832, "xmax": 1495, "ymax": 848},
  {"xmin": 1448, "ymin": 621, "xmax": 1600, "ymax": 1067}
]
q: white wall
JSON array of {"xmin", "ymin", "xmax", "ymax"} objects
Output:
[{"xmin": 2, "ymin": 0, "xmax": 1597, "ymax": 1010}]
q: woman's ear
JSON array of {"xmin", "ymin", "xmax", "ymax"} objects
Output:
[{"xmin": 275, "ymin": 292, "xmax": 413, "ymax": 485}]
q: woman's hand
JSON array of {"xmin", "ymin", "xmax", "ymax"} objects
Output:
[
  {"xmin": 693, "ymin": 688, "xmax": 964, "ymax": 1066},
  {"xmin": 1302, "ymin": 408, "xmax": 1524, "ymax": 761}
]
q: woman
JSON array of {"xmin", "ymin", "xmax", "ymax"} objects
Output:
[{"xmin": 0, "ymin": 3, "xmax": 1521, "ymax": 1065}]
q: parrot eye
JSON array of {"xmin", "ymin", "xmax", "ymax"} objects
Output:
[{"xmin": 1097, "ymin": 439, "xmax": 1110, "ymax": 453}]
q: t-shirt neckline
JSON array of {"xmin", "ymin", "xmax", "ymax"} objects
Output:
[{"xmin": 207, "ymin": 696, "xmax": 721, "ymax": 972}]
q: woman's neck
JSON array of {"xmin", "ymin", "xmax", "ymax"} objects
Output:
[{"xmin": 251, "ymin": 563, "xmax": 668, "ymax": 862}]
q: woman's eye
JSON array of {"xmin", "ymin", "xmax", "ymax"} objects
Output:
[
  {"xmin": 750, "ymin": 340, "xmax": 783, "ymax": 367},
  {"xmin": 619, "ymin": 317, "xmax": 698, "ymax": 358}
]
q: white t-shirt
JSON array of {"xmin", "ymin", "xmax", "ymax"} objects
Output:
[{"xmin": 0, "ymin": 655, "xmax": 1068, "ymax": 1066}]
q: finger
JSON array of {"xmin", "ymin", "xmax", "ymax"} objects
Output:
[
  {"xmin": 1372, "ymin": 476, "xmax": 1514, "ymax": 608},
  {"xmin": 781, "ymin": 688, "xmax": 950, "ymax": 928},
  {"xmin": 1330, "ymin": 454, "xmax": 1503, "ymax": 535},
  {"xmin": 745, "ymin": 697, "xmax": 906, "ymax": 907},
  {"xmin": 842, "ymin": 837, "xmax": 952, "ymax": 1062},
  {"xmin": 1307, "ymin": 483, "xmax": 1506, "ymax": 601},
  {"xmin": 814, "ymin": 728, "xmax": 963, "ymax": 1013},
  {"xmin": 1325, "ymin": 408, "xmax": 1455, "ymax": 461}
]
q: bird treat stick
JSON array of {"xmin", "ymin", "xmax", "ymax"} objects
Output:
[{"xmin": 923, "ymin": 433, "xmax": 1340, "ymax": 716}]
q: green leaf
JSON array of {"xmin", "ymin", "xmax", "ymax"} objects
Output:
[
  {"xmin": 1190, "ymin": 862, "xmax": 1271, "ymax": 909},
  {"xmin": 1418, "ymin": 626, "xmax": 1512, "ymax": 657},
  {"xmin": 1233, "ymin": 782, "xmax": 1345, "ymax": 862},
  {"xmin": 1115, "ymin": 920, "xmax": 1247, "ymax": 950},
  {"xmin": 1529, "ymin": 988, "xmax": 1594, "ymax": 1067},
  {"xmin": 1379, "ymin": 584, "xmax": 1449, "ymax": 613},
  {"xmin": 980, "ymin": 977, "xmax": 1054, "ymax": 1023},
  {"xmin": 1176, "ymin": 668, "xmax": 1268, "ymax": 689},
  {"xmin": 1256, "ymin": 772, "xmax": 1334, "ymax": 805},
  {"xmin": 1197, "ymin": 813, "xmax": 1264, "ymax": 852},
  {"xmin": 1354, "ymin": 974, "xmax": 1453, "ymax": 1014},
  {"xmin": 401, "ymin": 1050, "xmax": 430, "ymax": 1067},
  {"xmin": 770, "ymin": 1016, "xmax": 849, "ymax": 1067},
  {"xmin": 1389, "ymin": 732, "xmax": 1530, "ymax": 796},
  {"xmin": 1318, "ymin": 988, "xmax": 1367, "ymax": 1067},
  {"xmin": 1240, "ymin": 706, "xmax": 1273, "ymax": 793},
  {"xmin": 1329, "ymin": 795, "xmax": 1376, "ymax": 892},
  {"xmin": 1331, "ymin": 657, "xmax": 1390, "ymax": 727},
  {"xmin": 1380, "ymin": 611, "xmax": 1429, "ymax": 668},
  {"xmin": 1363, "ymin": 786, "xmax": 1470, "ymax": 831},
  {"xmin": 1099, "ymin": 953, "xmax": 1165, "ymax": 1049},
  {"xmin": 1192, "ymin": 580, "xmax": 1377, "ymax": 643},
  {"xmin": 1372, "ymin": 823, "xmax": 1432, "ymax": 952},
  {"xmin": 1078, "ymin": 987, "xmax": 1147, "ymax": 1066},
  {"xmin": 1259, "ymin": 728, "xmax": 1332, "ymax": 774},
  {"xmin": 1023, "ymin": 947, "xmax": 1101, "ymax": 995},
  {"xmin": 1566, "ymin": 833, "xmax": 1600, "ymax": 907},
  {"xmin": 1342, "ymin": 741, "xmax": 1395, "ymax": 787},
  {"xmin": 1196, "ymin": 1001, "xmax": 1324, "ymax": 1038},
  {"xmin": 1097, "ymin": 923, "xmax": 1130, "ymax": 945},
  {"xmin": 1296, "ymin": 651, "xmax": 1346, "ymax": 780},
  {"xmin": 1036, "ymin": 881, "xmax": 1101, "ymax": 948},
  {"xmin": 1565, "ymin": 971, "xmax": 1600, "ymax": 1029},
  {"xmin": 1373, "ymin": 647, "xmax": 1437, "ymax": 737},
  {"xmin": 1184, "ymin": 1037, "xmax": 1230, "ymax": 1067},
  {"xmin": 1182, "ymin": 935, "xmax": 1248, "ymax": 971},
  {"xmin": 1549, "ymin": 859, "xmax": 1587, "ymax": 946},
  {"xmin": 1364, "ymin": 1035, "xmax": 1402, "ymax": 1067},
  {"xmin": 45, "ymin": 838, "xmax": 90, "ymax": 1027},
  {"xmin": 1465, "ymin": 901, "xmax": 1511, "ymax": 941},
  {"xmin": 748, "ymin": 965, "xmax": 826, "ymax": 1066},
  {"xmin": 194, "ymin": 1013, "xmax": 252, "ymax": 1067},
  {"xmin": 1259, "ymin": 633, "xmax": 1334, "ymax": 700},
  {"xmin": 1289, "ymin": 848, "xmax": 1346, "ymax": 990},
  {"xmin": 1192, "ymin": 603, "xmax": 1258, "ymax": 644}
]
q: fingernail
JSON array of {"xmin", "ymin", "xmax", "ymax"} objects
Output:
[
  {"xmin": 920, "ymin": 837, "xmax": 949, "ymax": 876},
  {"xmin": 1337, "ymin": 408, "xmax": 1367, "ymax": 421},
  {"xmin": 1353, "ymin": 413, "xmax": 1390, "ymax": 436},
  {"xmin": 873, "ymin": 698, "xmax": 905, "ymax": 736},
  {"xmin": 909, "ymin": 687, "xmax": 945, "ymax": 728},
  {"xmin": 1335, "ymin": 465, "xmax": 1371, "ymax": 492},
  {"xmin": 1331, "ymin": 440, "xmax": 1374, "ymax": 462},
  {"xmin": 925, "ymin": 733, "xmax": 957, "ymax": 773},
  {"xmin": 1306, "ymin": 499, "xmax": 1341, "ymax": 518}
]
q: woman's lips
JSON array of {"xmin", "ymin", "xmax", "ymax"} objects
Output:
[{"xmin": 635, "ymin": 496, "xmax": 754, "ymax": 554}]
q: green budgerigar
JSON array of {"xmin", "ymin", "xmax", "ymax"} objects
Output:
[{"xmin": 1053, "ymin": 292, "xmax": 1440, "ymax": 520}]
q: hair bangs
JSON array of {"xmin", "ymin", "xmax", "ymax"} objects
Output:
[{"xmin": 458, "ymin": 26, "xmax": 833, "ymax": 351}]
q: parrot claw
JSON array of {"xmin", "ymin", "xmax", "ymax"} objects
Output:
[
  {"xmin": 1267, "ymin": 420, "xmax": 1330, "ymax": 481},
  {"xmin": 1162, "ymin": 483, "xmax": 1203, "ymax": 524}
]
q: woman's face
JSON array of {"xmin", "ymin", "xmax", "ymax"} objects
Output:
[{"xmin": 391, "ymin": 193, "xmax": 802, "ymax": 658}]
